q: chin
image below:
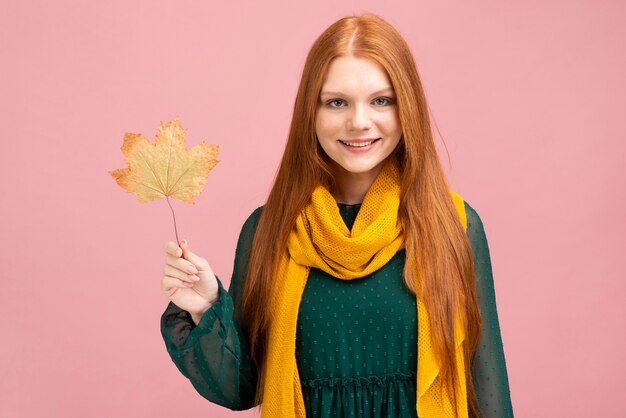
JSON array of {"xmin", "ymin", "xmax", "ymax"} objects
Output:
[{"xmin": 336, "ymin": 161, "xmax": 384, "ymax": 176}]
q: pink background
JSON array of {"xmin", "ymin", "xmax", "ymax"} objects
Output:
[{"xmin": 1, "ymin": 1, "xmax": 624, "ymax": 417}]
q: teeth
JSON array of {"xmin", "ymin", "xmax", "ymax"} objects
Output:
[{"xmin": 340, "ymin": 139, "xmax": 377, "ymax": 147}]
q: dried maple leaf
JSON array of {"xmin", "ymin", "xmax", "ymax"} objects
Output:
[
  {"xmin": 110, "ymin": 118, "xmax": 219, "ymax": 243},
  {"xmin": 109, "ymin": 118, "xmax": 219, "ymax": 204}
]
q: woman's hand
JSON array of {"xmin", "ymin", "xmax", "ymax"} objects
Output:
[{"xmin": 161, "ymin": 239, "xmax": 219, "ymax": 324}]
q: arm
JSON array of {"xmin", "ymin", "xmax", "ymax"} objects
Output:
[
  {"xmin": 465, "ymin": 201, "xmax": 514, "ymax": 417},
  {"xmin": 160, "ymin": 207, "xmax": 263, "ymax": 410}
]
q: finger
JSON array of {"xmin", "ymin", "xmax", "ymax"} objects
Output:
[
  {"xmin": 166, "ymin": 254, "xmax": 199, "ymax": 275},
  {"xmin": 164, "ymin": 241, "xmax": 183, "ymax": 258},
  {"xmin": 179, "ymin": 239, "xmax": 191, "ymax": 259},
  {"xmin": 179, "ymin": 239, "xmax": 209, "ymax": 270},
  {"xmin": 164, "ymin": 264, "xmax": 199, "ymax": 283},
  {"xmin": 162, "ymin": 276, "xmax": 195, "ymax": 295}
]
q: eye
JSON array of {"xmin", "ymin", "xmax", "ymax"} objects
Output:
[
  {"xmin": 326, "ymin": 99, "xmax": 346, "ymax": 108},
  {"xmin": 373, "ymin": 97, "xmax": 394, "ymax": 106}
]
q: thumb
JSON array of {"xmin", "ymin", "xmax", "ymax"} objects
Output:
[
  {"xmin": 178, "ymin": 239, "xmax": 189, "ymax": 259},
  {"xmin": 179, "ymin": 239, "xmax": 207, "ymax": 269},
  {"xmin": 179, "ymin": 239, "xmax": 190, "ymax": 259}
]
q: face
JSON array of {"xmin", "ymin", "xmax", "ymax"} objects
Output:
[{"xmin": 315, "ymin": 55, "xmax": 402, "ymax": 183}]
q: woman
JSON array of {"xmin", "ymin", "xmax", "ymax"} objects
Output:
[{"xmin": 160, "ymin": 13, "xmax": 513, "ymax": 418}]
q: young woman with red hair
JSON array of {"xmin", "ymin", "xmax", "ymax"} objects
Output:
[{"xmin": 160, "ymin": 13, "xmax": 513, "ymax": 417}]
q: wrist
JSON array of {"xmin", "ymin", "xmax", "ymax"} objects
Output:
[
  {"xmin": 191, "ymin": 310, "xmax": 206, "ymax": 325},
  {"xmin": 190, "ymin": 294, "xmax": 219, "ymax": 325},
  {"xmin": 190, "ymin": 305, "xmax": 211, "ymax": 325}
]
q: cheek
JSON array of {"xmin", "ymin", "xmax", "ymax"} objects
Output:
[
  {"xmin": 316, "ymin": 112, "xmax": 343, "ymax": 138},
  {"xmin": 377, "ymin": 112, "xmax": 401, "ymax": 133},
  {"xmin": 314, "ymin": 112, "xmax": 326, "ymax": 138}
]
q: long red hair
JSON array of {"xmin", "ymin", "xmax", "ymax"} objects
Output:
[{"xmin": 242, "ymin": 13, "xmax": 482, "ymax": 416}]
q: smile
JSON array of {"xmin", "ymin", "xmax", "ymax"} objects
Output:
[{"xmin": 338, "ymin": 138, "xmax": 381, "ymax": 147}]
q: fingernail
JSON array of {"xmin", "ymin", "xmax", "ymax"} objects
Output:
[{"xmin": 188, "ymin": 266, "xmax": 198, "ymax": 274}]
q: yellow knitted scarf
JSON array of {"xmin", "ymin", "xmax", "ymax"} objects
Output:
[{"xmin": 261, "ymin": 161, "xmax": 468, "ymax": 417}]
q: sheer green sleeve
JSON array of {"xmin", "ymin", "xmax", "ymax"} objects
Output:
[
  {"xmin": 160, "ymin": 207, "xmax": 263, "ymax": 410},
  {"xmin": 465, "ymin": 201, "xmax": 514, "ymax": 417}
]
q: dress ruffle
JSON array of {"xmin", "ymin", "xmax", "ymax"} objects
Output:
[{"xmin": 302, "ymin": 373, "xmax": 417, "ymax": 418}]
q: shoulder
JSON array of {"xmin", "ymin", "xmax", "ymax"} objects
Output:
[
  {"xmin": 238, "ymin": 206, "xmax": 264, "ymax": 241},
  {"xmin": 243, "ymin": 205, "xmax": 264, "ymax": 228},
  {"xmin": 233, "ymin": 206, "xmax": 265, "ymax": 257},
  {"xmin": 450, "ymin": 191, "xmax": 483, "ymax": 232},
  {"xmin": 462, "ymin": 200, "xmax": 484, "ymax": 231},
  {"xmin": 461, "ymin": 199, "xmax": 491, "ymax": 252}
]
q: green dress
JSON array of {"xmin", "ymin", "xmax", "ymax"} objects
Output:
[{"xmin": 161, "ymin": 202, "xmax": 514, "ymax": 417}]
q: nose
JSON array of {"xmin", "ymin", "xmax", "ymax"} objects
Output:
[{"xmin": 347, "ymin": 104, "xmax": 372, "ymax": 131}]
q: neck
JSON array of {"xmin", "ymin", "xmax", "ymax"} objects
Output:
[{"xmin": 329, "ymin": 164, "xmax": 383, "ymax": 205}]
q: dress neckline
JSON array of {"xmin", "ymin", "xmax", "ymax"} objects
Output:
[{"xmin": 336, "ymin": 202, "xmax": 362, "ymax": 210}]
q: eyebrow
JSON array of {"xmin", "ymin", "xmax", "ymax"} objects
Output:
[{"xmin": 319, "ymin": 87, "xmax": 395, "ymax": 97}]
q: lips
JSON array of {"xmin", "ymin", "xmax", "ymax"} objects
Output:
[{"xmin": 338, "ymin": 138, "xmax": 381, "ymax": 147}]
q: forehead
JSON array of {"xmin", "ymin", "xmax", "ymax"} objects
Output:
[{"xmin": 320, "ymin": 56, "xmax": 393, "ymax": 94}]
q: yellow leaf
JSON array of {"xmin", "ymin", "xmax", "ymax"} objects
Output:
[{"xmin": 109, "ymin": 118, "xmax": 219, "ymax": 204}]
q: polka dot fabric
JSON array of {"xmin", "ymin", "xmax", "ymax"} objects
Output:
[
  {"xmin": 264, "ymin": 162, "xmax": 409, "ymax": 417},
  {"xmin": 296, "ymin": 203, "xmax": 418, "ymax": 417},
  {"xmin": 160, "ymin": 202, "xmax": 514, "ymax": 417}
]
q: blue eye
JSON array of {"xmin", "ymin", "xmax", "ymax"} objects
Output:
[
  {"xmin": 374, "ymin": 97, "xmax": 394, "ymax": 106},
  {"xmin": 327, "ymin": 99, "xmax": 346, "ymax": 108}
]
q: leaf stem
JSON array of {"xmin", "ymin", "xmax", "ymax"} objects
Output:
[{"xmin": 165, "ymin": 196, "xmax": 180, "ymax": 244}]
